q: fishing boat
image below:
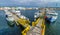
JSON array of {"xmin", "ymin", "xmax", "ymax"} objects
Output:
[
  {"xmin": 11, "ymin": 10, "xmax": 21, "ymax": 16},
  {"xmin": 34, "ymin": 9, "xmax": 58, "ymax": 23},
  {"xmin": 5, "ymin": 10, "xmax": 15, "ymax": 27},
  {"xmin": 5, "ymin": 13, "xmax": 15, "ymax": 27},
  {"xmin": 45, "ymin": 10, "xmax": 58, "ymax": 23},
  {"xmin": 34, "ymin": 10, "xmax": 43, "ymax": 21}
]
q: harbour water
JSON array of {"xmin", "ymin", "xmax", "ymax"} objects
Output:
[{"xmin": 0, "ymin": 9, "xmax": 60, "ymax": 35}]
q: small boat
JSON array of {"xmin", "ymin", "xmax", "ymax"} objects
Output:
[
  {"xmin": 34, "ymin": 10, "xmax": 58, "ymax": 23},
  {"xmin": 46, "ymin": 11, "xmax": 58, "ymax": 23},
  {"xmin": 11, "ymin": 10, "xmax": 21, "ymax": 16},
  {"xmin": 5, "ymin": 10, "xmax": 15, "ymax": 27},
  {"xmin": 34, "ymin": 11, "xmax": 43, "ymax": 20}
]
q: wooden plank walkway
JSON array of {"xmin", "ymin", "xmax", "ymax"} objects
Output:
[{"xmin": 27, "ymin": 19, "xmax": 43, "ymax": 35}]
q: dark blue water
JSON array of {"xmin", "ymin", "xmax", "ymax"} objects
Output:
[{"xmin": 21, "ymin": 10, "xmax": 38, "ymax": 22}]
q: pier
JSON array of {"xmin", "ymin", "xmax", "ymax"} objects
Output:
[
  {"xmin": 4, "ymin": 7, "xmax": 46, "ymax": 35},
  {"xmin": 0, "ymin": 7, "xmax": 58, "ymax": 35}
]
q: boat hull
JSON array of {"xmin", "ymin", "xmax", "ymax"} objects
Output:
[{"xmin": 6, "ymin": 20, "xmax": 15, "ymax": 27}]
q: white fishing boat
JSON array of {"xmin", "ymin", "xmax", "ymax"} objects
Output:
[
  {"xmin": 34, "ymin": 11, "xmax": 42, "ymax": 20},
  {"xmin": 11, "ymin": 10, "xmax": 21, "ymax": 16},
  {"xmin": 46, "ymin": 10, "xmax": 58, "ymax": 23},
  {"xmin": 5, "ymin": 10, "xmax": 15, "ymax": 27},
  {"xmin": 34, "ymin": 9, "xmax": 58, "ymax": 23}
]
